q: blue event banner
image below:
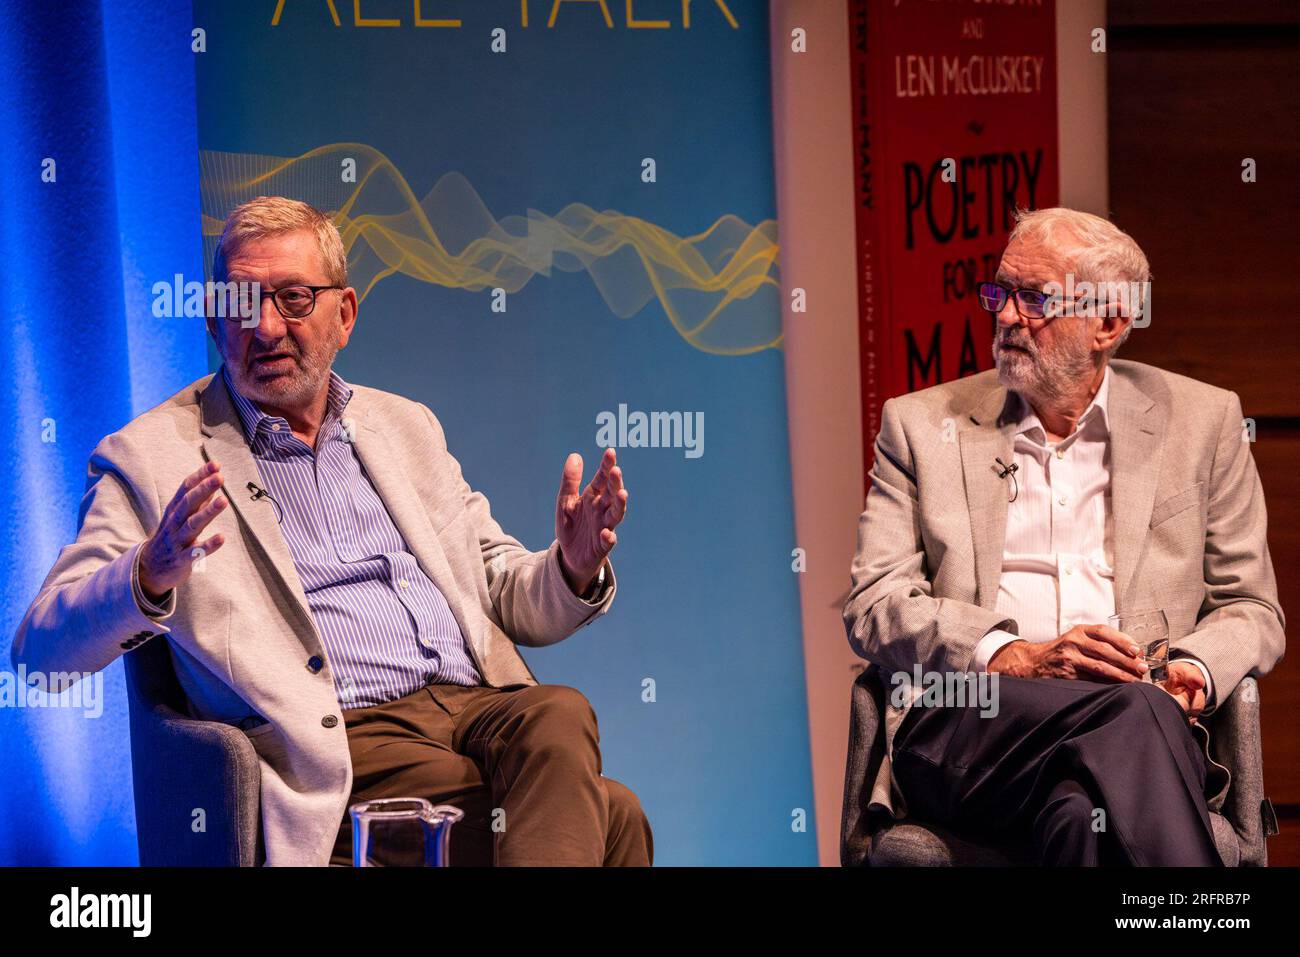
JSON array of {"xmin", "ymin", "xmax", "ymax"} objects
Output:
[{"xmin": 192, "ymin": 0, "xmax": 816, "ymax": 865}]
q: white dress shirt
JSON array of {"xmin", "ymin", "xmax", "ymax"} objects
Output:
[{"xmin": 970, "ymin": 366, "xmax": 1214, "ymax": 703}]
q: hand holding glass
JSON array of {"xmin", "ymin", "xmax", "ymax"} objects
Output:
[{"xmin": 1107, "ymin": 610, "xmax": 1170, "ymax": 684}]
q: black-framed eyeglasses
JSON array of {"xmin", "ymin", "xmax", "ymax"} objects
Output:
[
  {"xmin": 224, "ymin": 284, "xmax": 343, "ymax": 322},
  {"xmin": 978, "ymin": 281, "xmax": 1061, "ymax": 321}
]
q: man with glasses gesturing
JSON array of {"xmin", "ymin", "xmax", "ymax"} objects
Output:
[
  {"xmin": 843, "ymin": 208, "xmax": 1284, "ymax": 865},
  {"xmin": 13, "ymin": 197, "xmax": 651, "ymax": 867}
]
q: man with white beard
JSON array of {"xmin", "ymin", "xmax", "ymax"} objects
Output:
[{"xmin": 843, "ymin": 208, "xmax": 1285, "ymax": 865}]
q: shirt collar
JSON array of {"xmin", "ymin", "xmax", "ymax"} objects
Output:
[
  {"xmin": 221, "ymin": 363, "xmax": 354, "ymax": 449},
  {"xmin": 1011, "ymin": 364, "xmax": 1111, "ymax": 444}
]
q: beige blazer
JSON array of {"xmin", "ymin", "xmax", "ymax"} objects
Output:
[
  {"xmin": 12, "ymin": 372, "xmax": 615, "ymax": 865},
  {"xmin": 843, "ymin": 359, "xmax": 1285, "ymax": 818}
]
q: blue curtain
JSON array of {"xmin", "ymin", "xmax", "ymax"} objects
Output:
[{"xmin": 0, "ymin": 0, "xmax": 207, "ymax": 864}]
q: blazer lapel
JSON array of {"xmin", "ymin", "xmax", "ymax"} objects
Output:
[
  {"xmin": 1107, "ymin": 370, "xmax": 1165, "ymax": 611},
  {"xmin": 344, "ymin": 394, "xmax": 488, "ymax": 671},
  {"xmin": 199, "ymin": 374, "xmax": 325, "ymax": 657},
  {"xmin": 959, "ymin": 384, "xmax": 1020, "ymax": 609}
]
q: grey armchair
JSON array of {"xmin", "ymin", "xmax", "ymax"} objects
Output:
[
  {"xmin": 124, "ymin": 637, "xmax": 263, "ymax": 866},
  {"xmin": 841, "ymin": 665, "xmax": 1279, "ymax": 866}
]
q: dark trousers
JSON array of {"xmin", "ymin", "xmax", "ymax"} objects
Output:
[
  {"xmin": 330, "ymin": 682, "xmax": 653, "ymax": 867},
  {"xmin": 891, "ymin": 676, "xmax": 1223, "ymax": 866}
]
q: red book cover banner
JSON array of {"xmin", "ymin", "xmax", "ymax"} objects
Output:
[{"xmin": 848, "ymin": 0, "xmax": 1058, "ymax": 479}]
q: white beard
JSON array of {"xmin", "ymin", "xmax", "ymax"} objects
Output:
[{"xmin": 992, "ymin": 324, "xmax": 1094, "ymax": 410}]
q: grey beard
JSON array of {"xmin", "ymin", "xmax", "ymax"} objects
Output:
[
  {"xmin": 231, "ymin": 341, "xmax": 337, "ymax": 411},
  {"xmin": 993, "ymin": 331, "xmax": 1095, "ymax": 412}
]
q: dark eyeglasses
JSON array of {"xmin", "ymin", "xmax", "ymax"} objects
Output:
[
  {"xmin": 223, "ymin": 284, "xmax": 343, "ymax": 322},
  {"xmin": 978, "ymin": 281, "xmax": 1061, "ymax": 321}
]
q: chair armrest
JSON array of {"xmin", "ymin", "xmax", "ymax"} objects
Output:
[
  {"xmin": 1206, "ymin": 676, "xmax": 1268, "ymax": 866},
  {"xmin": 841, "ymin": 665, "xmax": 886, "ymax": 867},
  {"xmin": 127, "ymin": 695, "xmax": 262, "ymax": 866}
]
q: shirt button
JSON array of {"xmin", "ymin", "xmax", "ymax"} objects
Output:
[
  {"xmin": 1055, "ymin": 448, "xmax": 1064, "ymax": 459},
  {"xmin": 322, "ymin": 714, "xmax": 339, "ymax": 729},
  {"xmin": 307, "ymin": 655, "xmax": 324, "ymax": 674},
  {"xmin": 399, "ymin": 579, "xmax": 410, "ymax": 589},
  {"xmin": 271, "ymin": 423, "xmax": 281, "ymax": 432},
  {"xmin": 1065, "ymin": 567, "xmax": 1074, "ymax": 576},
  {"xmin": 419, "ymin": 635, "xmax": 436, "ymax": 650},
  {"xmin": 1058, "ymin": 496, "xmax": 1068, "ymax": 506}
]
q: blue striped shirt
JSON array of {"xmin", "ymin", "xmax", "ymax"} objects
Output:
[{"xmin": 222, "ymin": 365, "xmax": 481, "ymax": 708}]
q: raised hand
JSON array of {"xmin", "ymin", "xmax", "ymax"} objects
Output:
[
  {"xmin": 138, "ymin": 460, "xmax": 228, "ymax": 603},
  {"xmin": 555, "ymin": 448, "xmax": 627, "ymax": 595}
]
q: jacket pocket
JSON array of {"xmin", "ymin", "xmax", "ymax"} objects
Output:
[{"xmin": 1150, "ymin": 482, "xmax": 1204, "ymax": 528}]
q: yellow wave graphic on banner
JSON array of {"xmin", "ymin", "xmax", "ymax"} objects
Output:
[{"xmin": 199, "ymin": 144, "xmax": 782, "ymax": 354}]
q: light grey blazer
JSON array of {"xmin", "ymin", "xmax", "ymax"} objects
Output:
[
  {"xmin": 843, "ymin": 358, "xmax": 1286, "ymax": 818},
  {"xmin": 12, "ymin": 372, "xmax": 616, "ymax": 866}
]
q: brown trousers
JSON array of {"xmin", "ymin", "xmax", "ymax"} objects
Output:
[{"xmin": 330, "ymin": 682, "xmax": 653, "ymax": 866}]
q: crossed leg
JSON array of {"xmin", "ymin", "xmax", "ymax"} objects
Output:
[{"xmin": 891, "ymin": 676, "xmax": 1222, "ymax": 866}]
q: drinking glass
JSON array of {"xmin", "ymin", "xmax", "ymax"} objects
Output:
[
  {"xmin": 350, "ymin": 798, "xmax": 464, "ymax": 867},
  {"xmin": 1107, "ymin": 610, "xmax": 1170, "ymax": 684}
]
